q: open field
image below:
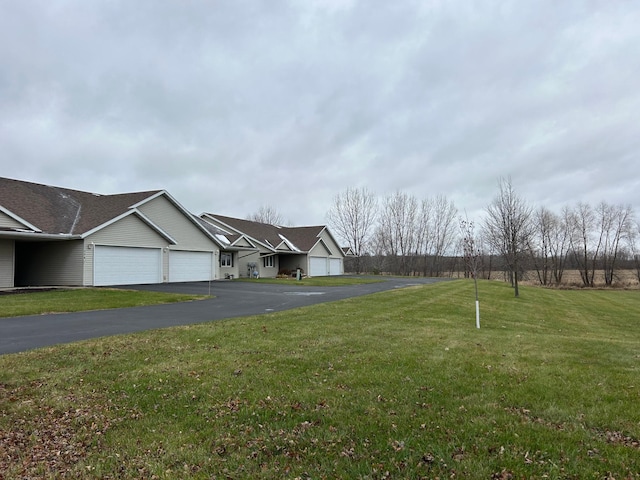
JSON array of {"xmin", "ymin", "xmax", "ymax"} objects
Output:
[
  {"xmin": 447, "ymin": 269, "xmax": 640, "ymax": 289},
  {"xmin": 545, "ymin": 269, "xmax": 639, "ymax": 288},
  {"xmin": 0, "ymin": 289, "xmax": 207, "ymax": 319},
  {"xmin": 1, "ymin": 280, "xmax": 639, "ymax": 478},
  {"xmin": 503, "ymin": 269, "xmax": 639, "ymax": 289}
]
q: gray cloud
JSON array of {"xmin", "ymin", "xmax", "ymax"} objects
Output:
[{"xmin": 1, "ymin": 0, "xmax": 639, "ymax": 225}]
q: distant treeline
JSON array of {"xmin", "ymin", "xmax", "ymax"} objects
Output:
[
  {"xmin": 344, "ymin": 254, "xmax": 640, "ymax": 287},
  {"xmin": 328, "ymin": 180, "xmax": 639, "ymax": 290}
]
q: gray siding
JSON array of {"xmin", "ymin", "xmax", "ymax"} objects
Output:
[
  {"xmin": 258, "ymin": 254, "xmax": 279, "ymax": 278},
  {"xmin": 237, "ymin": 251, "xmax": 260, "ymax": 278},
  {"xmin": 162, "ymin": 248, "xmax": 169, "ymax": 282},
  {"xmin": 137, "ymin": 196, "xmax": 219, "ymax": 280},
  {"xmin": 138, "ymin": 196, "xmax": 215, "ymax": 250},
  {"xmin": 0, "ymin": 240, "xmax": 14, "ymax": 288},
  {"xmin": 234, "ymin": 237, "xmax": 254, "ymax": 248},
  {"xmin": 308, "ymin": 242, "xmax": 331, "ymax": 257},
  {"xmin": 311, "ymin": 230, "xmax": 344, "ymax": 259},
  {"xmin": 0, "ymin": 211, "xmax": 24, "ymax": 229},
  {"xmin": 16, "ymin": 241, "xmax": 84, "ymax": 286},
  {"xmin": 87, "ymin": 214, "xmax": 169, "ymax": 247}
]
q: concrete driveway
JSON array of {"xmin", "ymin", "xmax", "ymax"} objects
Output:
[{"xmin": 0, "ymin": 277, "xmax": 450, "ymax": 355}]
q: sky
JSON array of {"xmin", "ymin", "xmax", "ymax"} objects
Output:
[{"xmin": 1, "ymin": 0, "xmax": 639, "ymax": 227}]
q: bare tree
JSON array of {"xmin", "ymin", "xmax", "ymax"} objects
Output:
[
  {"xmin": 598, "ymin": 202, "xmax": 634, "ymax": 286},
  {"xmin": 417, "ymin": 198, "xmax": 434, "ymax": 276},
  {"xmin": 475, "ymin": 228, "xmax": 494, "ymax": 280},
  {"xmin": 247, "ymin": 205, "xmax": 285, "ymax": 225},
  {"xmin": 376, "ymin": 191, "xmax": 420, "ymax": 275},
  {"xmin": 423, "ymin": 195, "xmax": 458, "ymax": 277},
  {"xmin": 369, "ymin": 226, "xmax": 390, "ymax": 274},
  {"xmin": 630, "ymin": 219, "xmax": 640, "ymax": 283},
  {"xmin": 529, "ymin": 206, "xmax": 570, "ymax": 286},
  {"xmin": 567, "ymin": 202, "xmax": 635, "ymax": 287},
  {"xmin": 326, "ymin": 187, "xmax": 378, "ymax": 273},
  {"xmin": 567, "ymin": 202, "xmax": 601, "ymax": 287},
  {"xmin": 529, "ymin": 206, "xmax": 554, "ymax": 286},
  {"xmin": 549, "ymin": 207, "xmax": 572, "ymax": 285},
  {"xmin": 460, "ymin": 216, "xmax": 481, "ymax": 328},
  {"xmin": 483, "ymin": 177, "xmax": 532, "ymax": 297}
]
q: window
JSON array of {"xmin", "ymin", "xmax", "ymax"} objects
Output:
[
  {"xmin": 221, "ymin": 252, "xmax": 233, "ymax": 267},
  {"xmin": 263, "ymin": 255, "xmax": 275, "ymax": 268}
]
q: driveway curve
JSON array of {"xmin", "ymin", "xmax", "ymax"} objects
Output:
[{"xmin": 0, "ymin": 277, "xmax": 451, "ymax": 355}]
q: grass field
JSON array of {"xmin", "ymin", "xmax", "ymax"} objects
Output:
[
  {"xmin": 1, "ymin": 280, "xmax": 639, "ymax": 479},
  {"xmin": 0, "ymin": 288, "xmax": 207, "ymax": 318}
]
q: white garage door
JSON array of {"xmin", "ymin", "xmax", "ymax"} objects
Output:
[
  {"xmin": 169, "ymin": 251, "xmax": 213, "ymax": 282},
  {"xmin": 329, "ymin": 258, "xmax": 343, "ymax": 276},
  {"xmin": 309, "ymin": 256, "xmax": 328, "ymax": 277},
  {"xmin": 94, "ymin": 246, "xmax": 162, "ymax": 286}
]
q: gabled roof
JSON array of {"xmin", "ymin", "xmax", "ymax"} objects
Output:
[
  {"xmin": 342, "ymin": 246, "xmax": 356, "ymax": 256},
  {"xmin": 194, "ymin": 215, "xmax": 257, "ymax": 250},
  {"xmin": 0, "ymin": 177, "xmax": 161, "ymax": 237},
  {"xmin": 277, "ymin": 225, "xmax": 333, "ymax": 254},
  {"xmin": 200, "ymin": 213, "xmax": 343, "ymax": 256},
  {"xmin": 0, "ymin": 177, "xmax": 225, "ymax": 248},
  {"xmin": 200, "ymin": 214, "xmax": 286, "ymax": 251}
]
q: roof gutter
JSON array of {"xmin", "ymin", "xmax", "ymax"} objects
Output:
[{"xmin": 0, "ymin": 231, "xmax": 82, "ymax": 241}]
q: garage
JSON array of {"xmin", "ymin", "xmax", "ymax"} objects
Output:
[
  {"xmin": 329, "ymin": 258, "xmax": 343, "ymax": 276},
  {"xmin": 94, "ymin": 245, "xmax": 162, "ymax": 286},
  {"xmin": 169, "ymin": 250, "xmax": 213, "ymax": 282},
  {"xmin": 309, "ymin": 256, "xmax": 328, "ymax": 277}
]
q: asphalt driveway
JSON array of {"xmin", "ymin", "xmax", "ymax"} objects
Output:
[{"xmin": 0, "ymin": 277, "xmax": 450, "ymax": 355}]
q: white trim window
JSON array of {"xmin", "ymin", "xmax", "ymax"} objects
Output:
[
  {"xmin": 221, "ymin": 252, "xmax": 233, "ymax": 267},
  {"xmin": 263, "ymin": 256, "xmax": 275, "ymax": 268}
]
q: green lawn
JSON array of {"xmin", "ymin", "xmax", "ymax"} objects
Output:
[
  {"xmin": 0, "ymin": 288, "xmax": 207, "ymax": 318},
  {"xmin": 1, "ymin": 281, "xmax": 639, "ymax": 479}
]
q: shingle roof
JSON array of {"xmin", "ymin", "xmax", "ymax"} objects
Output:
[
  {"xmin": 201, "ymin": 213, "xmax": 328, "ymax": 253},
  {"xmin": 277, "ymin": 225, "xmax": 327, "ymax": 252},
  {"xmin": 0, "ymin": 177, "xmax": 161, "ymax": 235}
]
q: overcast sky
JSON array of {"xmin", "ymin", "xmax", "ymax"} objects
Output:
[{"xmin": 1, "ymin": 0, "xmax": 639, "ymax": 226}]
